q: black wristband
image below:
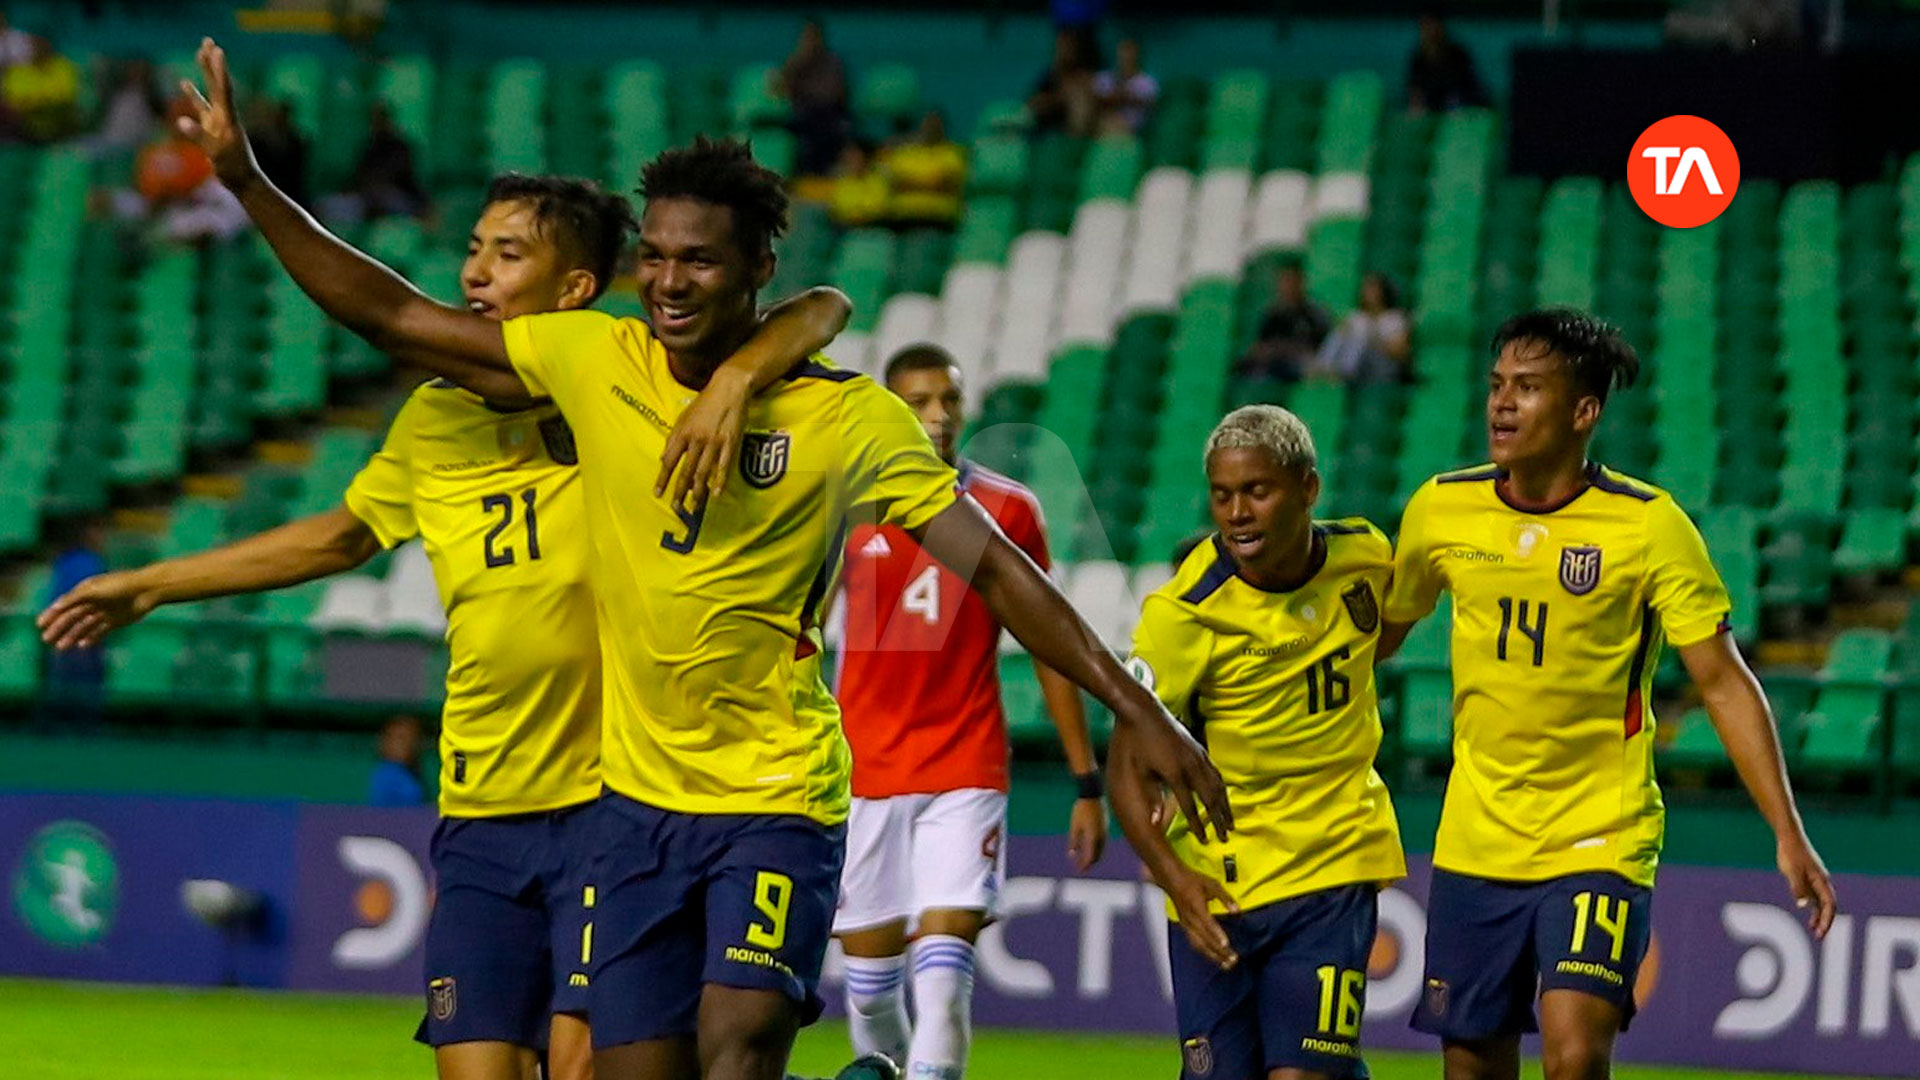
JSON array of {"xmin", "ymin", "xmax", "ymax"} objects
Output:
[{"xmin": 1073, "ymin": 770, "xmax": 1104, "ymax": 800}]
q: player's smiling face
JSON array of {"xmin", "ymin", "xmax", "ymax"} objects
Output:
[
  {"xmin": 461, "ymin": 200, "xmax": 589, "ymax": 321},
  {"xmin": 888, "ymin": 365, "xmax": 964, "ymax": 464},
  {"xmin": 636, "ymin": 196, "xmax": 772, "ymax": 366},
  {"xmin": 1487, "ymin": 338, "xmax": 1596, "ymax": 470},
  {"xmin": 1206, "ymin": 445, "xmax": 1319, "ymax": 579}
]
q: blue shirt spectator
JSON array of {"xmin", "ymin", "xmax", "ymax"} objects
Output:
[{"xmin": 369, "ymin": 714, "xmax": 429, "ymax": 806}]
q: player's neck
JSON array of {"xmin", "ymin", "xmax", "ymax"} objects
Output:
[
  {"xmin": 1500, "ymin": 453, "xmax": 1591, "ymax": 510},
  {"xmin": 664, "ymin": 321, "xmax": 757, "ymax": 391}
]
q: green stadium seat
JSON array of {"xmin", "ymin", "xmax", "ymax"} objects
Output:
[
  {"xmin": 0, "ymin": 615, "xmax": 40, "ymax": 700},
  {"xmin": 1834, "ymin": 509, "xmax": 1906, "ymax": 577},
  {"xmin": 1662, "ymin": 707, "xmax": 1727, "ymax": 769},
  {"xmin": 854, "ymin": 63, "xmax": 921, "ymax": 136}
]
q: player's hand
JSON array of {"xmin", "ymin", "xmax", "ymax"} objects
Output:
[
  {"xmin": 1777, "ymin": 829, "xmax": 1837, "ymax": 939},
  {"xmin": 658, "ymin": 365, "xmax": 750, "ymax": 512},
  {"xmin": 1164, "ymin": 866, "xmax": 1239, "ymax": 971},
  {"xmin": 175, "ymin": 38, "xmax": 259, "ymax": 189},
  {"xmin": 1112, "ymin": 697, "xmax": 1233, "ymax": 843},
  {"xmin": 1066, "ymin": 796, "xmax": 1108, "ymax": 872},
  {"xmin": 37, "ymin": 573, "xmax": 157, "ymax": 650}
]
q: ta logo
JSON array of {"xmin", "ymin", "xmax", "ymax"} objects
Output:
[
  {"xmin": 12, "ymin": 820, "xmax": 119, "ymax": 948},
  {"xmin": 1629, "ymin": 115, "xmax": 1740, "ymax": 228}
]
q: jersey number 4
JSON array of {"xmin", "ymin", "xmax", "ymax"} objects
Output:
[
  {"xmin": 482, "ymin": 489, "xmax": 542, "ymax": 568},
  {"xmin": 902, "ymin": 564, "xmax": 942, "ymax": 624}
]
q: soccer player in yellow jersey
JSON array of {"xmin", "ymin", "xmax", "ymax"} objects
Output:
[
  {"xmin": 1380, "ymin": 310, "xmax": 1837, "ymax": 1080},
  {"xmin": 1111, "ymin": 405, "xmax": 1405, "ymax": 1080},
  {"xmin": 175, "ymin": 39, "xmax": 1228, "ymax": 1080},
  {"xmin": 37, "ymin": 173, "xmax": 851, "ymax": 1080}
]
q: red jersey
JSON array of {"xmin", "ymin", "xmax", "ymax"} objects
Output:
[{"xmin": 836, "ymin": 461, "xmax": 1051, "ymax": 797}]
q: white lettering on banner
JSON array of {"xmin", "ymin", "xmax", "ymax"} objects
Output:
[
  {"xmin": 1057, "ymin": 879, "xmax": 1139, "ymax": 998},
  {"xmin": 976, "ymin": 877, "xmax": 1058, "ymax": 998},
  {"xmin": 1141, "ymin": 883, "xmax": 1174, "ymax": 1002},
  {"xmin": 1860, "ymin": 916, "xmax": 1920, "ymax": 1037},
  {"xmin": 1366, "ymin": 887, "xmax": 1427, "ymax": 1019},
  {"xmin": 1716, "ymin": 902, "xmax": 1920, "ymax": 1042},
  {"xmin": 1717, "ymin": 902, "xmax": 1816, "ymax": 1039},
  {"xmin": 330, "ymin": 836, "xmax": 430, "ymax": 970},
  {"xmin": 1642, "ymin": 146, "xmax": 1723, "ymax": 196},
  {"xmin": 1817, "ymin": 916, "xmax": 1854, "ymax": 1035}
]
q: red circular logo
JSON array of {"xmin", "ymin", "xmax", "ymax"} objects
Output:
[{"xmin": 1627, "ymin": 115, "xmax": 1740, "ymax": 228}]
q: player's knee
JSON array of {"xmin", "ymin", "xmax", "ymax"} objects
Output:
[
  {"xmin": 1540, "ymin": 1034, "xmax": 1610, "ymax": 1080},
  {"xmin": 700, "ymin": 991, "xmax": 800, "ymax": 1076}
]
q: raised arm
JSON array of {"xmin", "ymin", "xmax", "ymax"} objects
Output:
[
  {"xmin": 38, "ymin": 507, "xmax": 380, "ymax": 650},
  {"xmin": 1679, "ymin": 633, "xmax": 1837, "ymax": 937},
  {"xmin": 910, "ymin": 498, "xmax": 1232, "ymax": 841},
  {"xmin": 177, "ymin": 39, "xmax": 524, "ymax": 399},
  {"xmin": 658, "ymin": 286, "xmax": 852, "ymax": 510}
]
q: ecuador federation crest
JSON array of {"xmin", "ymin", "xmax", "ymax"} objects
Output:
[
  {"xmin": 1559, "ymin": 545, "xmax": 1602, "ymax": 596},
  {"xmin": 740, "ymin": 431, "xmax": 791, "ymax": 489},
  {"xmin": 538, "ymin": 416, "xmax": 579, "ymax": 465},
  {"xmin": 428, "ymin": 977, "xmax": 457, "ymax": 1022},
  {"xmin": 1181, "ymin": 1037, "xmax": 1214, "ymax": 1077},
  {"xmin": 1341, "ymin": 580, "xmax": 1380, "ymax": 633}
]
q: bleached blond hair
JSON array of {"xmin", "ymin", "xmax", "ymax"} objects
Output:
[{"xmin": 1204, "ymin": 404, "xmax": 1317, "ymax": 472}]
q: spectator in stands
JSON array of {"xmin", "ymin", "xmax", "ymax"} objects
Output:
[
  {"xmin": 318, "ymin": 102, "xmax": 429, "ymax": 225},
  {"xmin": 1, "ymin": 34, "xmax": 81, "ymax": 143},
  {"xmin": 0, "ymin": 14, "xmax": 34, "ymax": 69},
  {"xmin": 774, "ymin": 18, "xmax": 851, "ymax": 177},
  {"xmin": 369, "ymin": 713, "xmax": 429, "ymax": 807},
  {"xmin": 1405, "ymin": 14, "xmax": 1488, "ymax": 113},
  {"xmin": 246, "ymin": 97, "xmax": 309, "ymax": 207},
  {"xmin": 1093, "ymin": 38, "xmax": 1158, "ymax": 136},
  {"xmin": 39, "ymin": 520, "xmax": 108, "ymax": 731},
  {"xmin": 1235, "ymin": 260, "xmax": 1332, "ymax": 382},
  {"xmin": 1028, "ymin": 25, "xmax": 1100, "ymax": 137},
  {"xmin": 77, "ymin": 57, "xmax": 162, "ymax": 161},
  {"xmin": 1312, "ymin": 272, "xmax": 1413, "ymax": 384},
  {"xmin": 882, "ymin": 109, "xmax": 967, "ymax": 230},
  {"xmin": 103, "ymin": 94, "xmax": 249, "ymax": 243},
  {"xmin": 829, "ymin": 139, "xmax": 889, "ymax": 229}
]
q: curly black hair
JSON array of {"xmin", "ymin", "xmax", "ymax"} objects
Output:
[
  {"xmin": 1491, "ymin": 308, "xmax": 1641, "ymax": 406},
  {"xmin": 483, "ymin": 173, "xmax": 639, "ymax": 301},
  {"xmin": 638, "ymin": 136, "xmax": 790, "ymax": 259}
]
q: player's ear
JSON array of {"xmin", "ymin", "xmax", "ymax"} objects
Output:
[
  {"xmin": 556, "ymin": 268, "xmax": 597, "ymax": 311},
  {"xmin": 1571, "ymin": 393, "xmax": 1602, "ymax": 437},
  {"xmin": 754, "ymin": 247, "xmax": 776, "ymax": 290},
  {"xmin": 1301, "ymin": 466, "xmax": 1322, "ymax": 510}
]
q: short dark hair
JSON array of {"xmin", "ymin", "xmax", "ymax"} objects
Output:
[
  {"xmin": 484, "ymin": 173, "xmax": 638, "ymax": 301},
  {"xmin": 1491, "ymin": 308, "xmax": 1641, "ymax": 406},
  {"xmin": 638, "ymin": 136, "xmax": 790, "ymax": 259},
  {"xmin": 883, "ymin": 343, "xmax": 959, "ymax": 385}
]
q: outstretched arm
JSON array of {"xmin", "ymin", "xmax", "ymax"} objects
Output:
[
  {"xmin": 178, "ymin": 39, "xmax": 522, "ymax": 398},
  {"xmin": 1680, "ymin": 632, "xmax": 1837, "ymax": 937},
  {"xmin": 38, "ymin": 508, "xmax": 380, "ymax": 650},
  {"xmin": 910, "ymin": 498, "xmax": 1233, "ymax": 841}
]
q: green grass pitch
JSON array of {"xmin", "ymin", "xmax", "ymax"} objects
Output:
[{"xmin": 0, "ymin": 979, "xmax": 1872, "ymax": 1080}]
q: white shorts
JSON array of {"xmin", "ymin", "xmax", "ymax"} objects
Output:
[{"xmin": 832, "ymin": 788, "xmax": 1008, "ymax": 935}]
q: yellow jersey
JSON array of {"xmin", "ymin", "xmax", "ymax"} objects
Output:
[
  {"xmin": 1384, "ymin": 463, "xmax": 1732, "ymax": 887},
  {"xmin": 502, "ymin": 311, "xmax": 957, "ymax": 825},
  {"xmin": 344, "ymin": 381, "xmax": 601, "ymax": 818},
  {"xmin": 1128, "ymin": 522, "xmax": 1407, "ymax": 916}
]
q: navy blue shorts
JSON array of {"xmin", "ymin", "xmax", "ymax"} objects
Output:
[
  {"xmin": 1169, "ymin": 884, "xmax": 1378, "ymax": 1080},
  {"xmin": 414, "ymin": 802, "xmax": 597, "ymax": 1049},
  {"xmin": 1412, "ymin": 869, "xmax": 1652, "ymax": 1042},
  {"xmin": 587, "ymin": 792, "xmax": 846, "ymax": 1050}
]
